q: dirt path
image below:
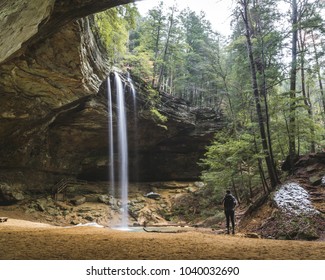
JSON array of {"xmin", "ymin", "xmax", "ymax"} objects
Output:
[{"xmin": 1, "ymin": 219, "xmax": 324, "ymax": 260}]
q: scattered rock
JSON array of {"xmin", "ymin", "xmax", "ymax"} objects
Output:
[
  {"xmin": 309, "ymin": 175, "xmax": 322, "ymax": 186},
  {"xmin": 187, "ymin": 187, "xmax": 198, "ymax": 193},
  {"xmin": 0, "ymin": 182, "xmax": 25, "ymax": 203},
  {"xmin": 244, "ymin": 232, "xmax": 260, "ymax": 239},
  {"xmin": 98, "ymin": 195, "xmax": 110, "ymax": 204},
  {"xmin": 144, "ymin": 192, "xmax": 161, "ymax": 200},
  {"xmin": 194, "ymin": 182, "xmax": 205, "ymax": 188},
  {"xmin": 70, "ymin": 196, "xmax": 86, "ymax": 206},
  {"xmin": 97, "ymin": 194, "xmax": 118, "ymax": 208},
  {"xmin": 54, "ymin": 201, "xmax": 70, "ymax": 211},
  {"xmin": 47, "ymin": 207, "xmax": 60, "ymax": 216},
  {"xmin": 62, "ymin": 210, "xmax": 70, "ymax": 216},
  {"xmin": 0, "ymin": 217, "xmax": 8, "ymax": 222},
  {"xmin": 84, "ymin": 215, "xmax": 94, "ymax": 221},
  {"xmin": 137, "ymin": 208, "xmax": 166, "ymax": 225},
  {"xmin": 36, "ymin": 201, "xmax": 46, "ymax": 212}
]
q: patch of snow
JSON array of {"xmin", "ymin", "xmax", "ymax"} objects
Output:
[
  {"xmin": 274, "ymin": 182, "xmax": 319, "ymax": 216},
  {"xmin": 74, "ymin": 222, "xmax": 104, "ymax": 228},
  {"xmin": 321, "ymin": 176, "xmax": 325, "ymax": 186},
  {"xmin": 64, "ymin": 222, "xmax": 105, "ymax": 229}
]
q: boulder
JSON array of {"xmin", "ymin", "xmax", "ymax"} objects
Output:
[
  {"xmin": 98, "ymin": 195, "xmax": 118, "ymax": 209},
  {"xmin": 98, "ymin": 195, "xmax": 111, "ymax": 204},
  {"xmin": 309, "ymin": 175, "xmax": 322, "ymax": 186},
  {"xmin": 144, "ymin": 192, "xmax": 161, "ymax": 200},
  {"xmin": 0, "ymin": 217, "xmax": 8, "ymax": 223},
  {"xmin": 194, "ymin": 181, "xmax": 205, "ymax": 188},
  {"xmin": 258, "ymin": 182, "xmax": 323, "ymax": 240},
  {"xmin": 70, "ymin": 196, "xmax": 86, "ymax": 206},
  {"xmin": 0, "ymin": 182, "xmax": 25, "ymax": 203}
]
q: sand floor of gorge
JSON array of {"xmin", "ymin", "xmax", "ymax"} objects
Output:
[{"xmin": 1, "ymin": 218, "xmax": 325, "ymax": 260}]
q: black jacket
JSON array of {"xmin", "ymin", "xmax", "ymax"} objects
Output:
[{"xmin": 222, "ymin": 194, "xmax": 237, "ymax": 210}]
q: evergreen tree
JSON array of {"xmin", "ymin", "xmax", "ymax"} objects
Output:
[{"xmin": 94, "ymin": 4, "xmax": 139, "ymax": 65}]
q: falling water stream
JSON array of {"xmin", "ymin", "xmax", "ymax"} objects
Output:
[
  {"xmin": 127, "ymin": 72, "xmax": 136, "ymax": 101},
  {"xmin": 106, "ymin": 72, "xmax": 138, "ymax": 229},
  {"xmin": 114, "ymin": 73, "xmax": 129, "ymax": 229},
  {"xmin": 127, "ymin": 72, "xmax": 139, "ymax": 182},
  {"xmin": 107, "ymin": 78, "xmax": 115, "ymax": 198}
]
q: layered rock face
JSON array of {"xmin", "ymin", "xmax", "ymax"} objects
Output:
[
  {"xmin": 0, "ymin": 0, "xmax": 55, "ymax": 63},
  {"xmin": 0, "ymin": 15, "xmax": 111, "ymax": 192},
  {"xmin": 0, "ymin": 0, "xmax": 224, "ymax": 195},
  {"xmin": 73, "ymin": 88, "xmax": 224, "ymax": 182},
  {"xmin": 0, "ymin": 0, "xmax": 136, "ymax": 64}
]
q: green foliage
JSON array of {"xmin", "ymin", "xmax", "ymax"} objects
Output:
[
  {"xmin": 200, "ymin": 130, "xmax": 261, "ymax": 201},
  {"xmin": 127, "ymin": 3, "xmax": 224, "ymax": 107},
  {"xmin": 150, "ymin": 107, "xmax": 168, "ymax": 124},
  {"xmin": 95, "ymin": 4, "xmax": 139, "ymax": 65},
  {"xmin": 124, "ymin": 51, "xmax": 153, "ymax": 81}
]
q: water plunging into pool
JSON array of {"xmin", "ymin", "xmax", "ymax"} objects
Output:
[
  {"xmin": 114, "ymin": 73, "xmax": 129, "ymax": 229},
  {"xmin": 107, "ymin": 72, "xmax": 139, "ymax": 230}
]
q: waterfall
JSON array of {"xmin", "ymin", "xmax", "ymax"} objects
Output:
[
  {"xmin": 107, "ymin": 77, "xmax": 115, "ymax": 198},
  {"xmin": 127, "ymin": 72, "xmax": 139, "ymax": 182},
  {"xmin": 107, "ymin": 72, "xmax": 137, "ymax": 229},
  {"xmin": 115, "ymin": 73, "xmax": 129, "ymax": 229},
  {"xmin": 127, "ymin": 72, "xmax": 136, "ymax": 102}
]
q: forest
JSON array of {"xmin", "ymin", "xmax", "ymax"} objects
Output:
[{"xmin": 94, "ymin": 0, "xmax": 325, "ymax": 203}]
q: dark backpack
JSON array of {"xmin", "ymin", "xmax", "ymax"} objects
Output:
[{"xmin": 224, "ymin": 194, "xmax": 236, "ymax": 210}]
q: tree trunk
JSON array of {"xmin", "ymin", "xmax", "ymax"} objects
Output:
[
  {"xmin": 289, "ymin": 0, "xmax": 298, "ymax": 164},
  {"xmin": 311, "ymin": 31, "xmax": 325, "ymax": 120},
  {"xmin": 254, "ymin": 2, "xmax": 279, "ymax": 183},
  {"xmin": 253, "ymin": 134, "xmax": 270, "ymax": 194},
  {"xmin": 157, "ymin": 6, "xmax": 175, "ymax": 89},
  {"xmin": 152, "ymin": 18, "xmax": 163, "ymax": 88},
  {"xmin": 299, "ymin": 29, "xmax": 316, "ymax": 152},
  {"xmin": 240, "ymin": 0, "xmax": 278, "ymax": 188}
]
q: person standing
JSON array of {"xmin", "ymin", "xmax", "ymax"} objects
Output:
[{"xmin": 222, "ymin": 190, "xmax": 237, "ymax": 234}]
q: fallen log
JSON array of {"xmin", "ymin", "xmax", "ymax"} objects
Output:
[
  {"xmin": 142, "ymin": 223, "xmax": 188, "ymax": 227},
  {"xmin": 143, "ymin": 227, "xmax": 182, "ymax": 233}
]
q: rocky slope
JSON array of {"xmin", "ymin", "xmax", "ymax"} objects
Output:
[{"xmin": 239, "ymin": 153, "xmax": 325, "ymax": 240}]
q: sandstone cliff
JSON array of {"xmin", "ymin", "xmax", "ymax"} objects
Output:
[{"xmin": 0, "ymin": 0, "xmax": 224, "ymax": 195}]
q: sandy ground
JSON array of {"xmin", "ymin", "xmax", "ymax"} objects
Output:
[{"xmin": 1, "ymin": 219, "xmax": 325, "ymax": 260}]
